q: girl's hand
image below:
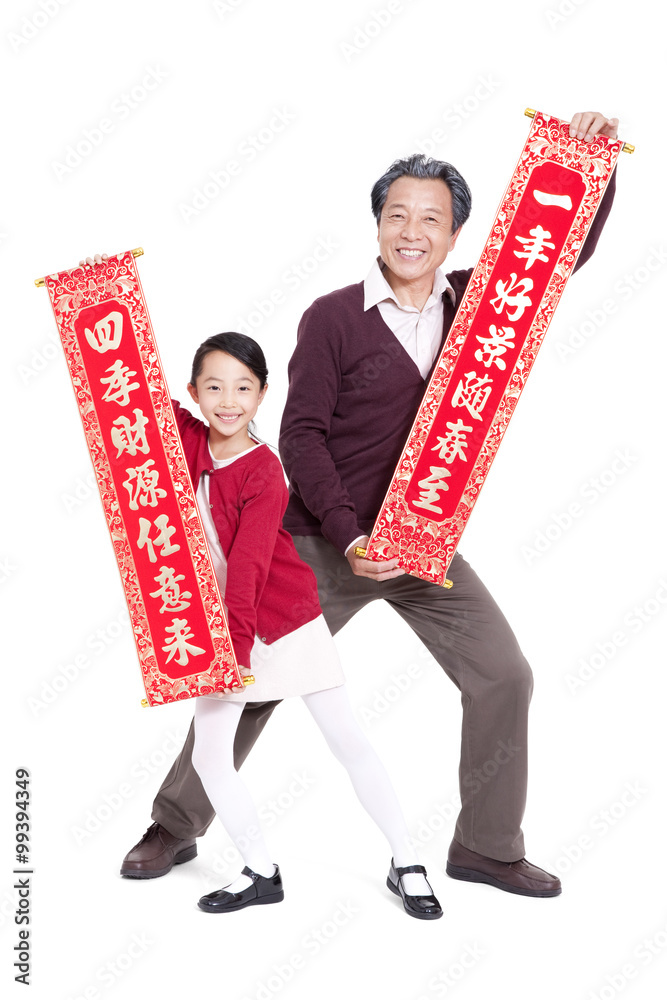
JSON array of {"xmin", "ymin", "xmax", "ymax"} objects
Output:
[{"xmin": 79, "ymin": 253, "xmax": 109, "ymax": 266}]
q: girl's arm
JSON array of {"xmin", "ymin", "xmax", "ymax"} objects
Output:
[
  {"xmin": 221, "ymin": 458, "xmax": 287, "ymax": 668},
  {"xmin": 170, "ymin": 397, "xmax": 203, "ymax": 437}
]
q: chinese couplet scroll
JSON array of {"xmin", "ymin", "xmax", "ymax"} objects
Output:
[
  {"xmin": 364, "ymin": 110, "xmax": 623, "ymax": 585},
  {"xmin": 42, "ymin": 251, "xmax": 243, "ymax": 705}
]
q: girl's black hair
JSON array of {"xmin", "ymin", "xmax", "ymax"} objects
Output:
[{"xmin": 189, "ymin": 332, "xmax": 268, "ymax": 388}]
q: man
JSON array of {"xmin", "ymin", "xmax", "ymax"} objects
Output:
[{"xmin": 122, "ymin": 111, "xmax": 618, "ymax": 896}]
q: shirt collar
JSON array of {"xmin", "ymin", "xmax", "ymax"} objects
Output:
[{"xmin": 363, "ymin": 256, "xmax": 455, "ymax": 312}]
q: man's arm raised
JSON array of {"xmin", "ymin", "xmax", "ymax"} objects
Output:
[{"xmin": 567, "ymin": 110, "xmax": 619, "ymax": 273}]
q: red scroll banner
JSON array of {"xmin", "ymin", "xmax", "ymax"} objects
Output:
[
  {"xmin": 42, "ymin": 251, "xmax": 244, "ymax": 705},
  {"xmin": 365, "ymin": 111, "xmax": 623, "ymax": 585}
]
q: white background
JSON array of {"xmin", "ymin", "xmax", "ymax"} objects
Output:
[{"xmin": 3, "ymin": 1, "xmax": 666, "ymax": 998}]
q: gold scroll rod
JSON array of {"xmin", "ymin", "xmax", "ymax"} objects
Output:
[
  {"xmin": 34, "ymin": 247, "xmax": 145, "ymax": 287},
  {"xmin": 524, "ymin": 108, "xmax": 634, "ymax": 154}
]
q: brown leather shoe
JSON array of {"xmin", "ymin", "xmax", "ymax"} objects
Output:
[
  {"xmin": 120, "ymin": 822, "xmax": 197, "ymax": 879},
  {"xmin": 446, "ymin": 839, "xmax": 561, "ymax": 897}
]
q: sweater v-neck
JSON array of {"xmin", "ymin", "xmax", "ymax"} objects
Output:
[{"xmin": 367, "ymin": 287, "xmax": 458, "ymax": 384}]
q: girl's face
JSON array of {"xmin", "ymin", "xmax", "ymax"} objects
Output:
[{"xmin": 187, "ymin": 350, "xmax": 267, "ymax": 456}]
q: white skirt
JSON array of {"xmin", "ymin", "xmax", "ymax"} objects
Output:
[{"xmin": 209, "ymin": 614, "xmax": 345, "ymax": 702}]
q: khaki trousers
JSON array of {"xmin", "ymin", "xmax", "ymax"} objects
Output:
[{"xmin": 152, "ymin": 537, "xmax": 533, "ymax": 862}]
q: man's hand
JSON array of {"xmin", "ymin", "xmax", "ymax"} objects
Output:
[
  {"xmin": 569, "ymin": 111, "xmax": 619, "ymax": 143},
  {"xmin": 345, "ymin": 535, "xmax": 405, "ymax": 581},
  {"xmin": 79, "ymin": 253, "xmax": 108, "ymax": 266}
]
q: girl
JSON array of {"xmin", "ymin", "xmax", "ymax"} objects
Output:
[
  {"xmin": 77, "ymin": 252, "xmax": 438, "ymax": 917},
  {"xmin": 180, "ymin": 332, "xmax": 441, "ymax": 918}
]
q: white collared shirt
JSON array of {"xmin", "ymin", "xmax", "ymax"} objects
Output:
[{"xmin": 363, "ymin": 257, "xmax": 455, "ymax": 379}]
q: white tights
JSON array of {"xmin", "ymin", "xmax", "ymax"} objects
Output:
[{"xmin": 192, "ymin": 686, "xmax": 430, "ymax": 895}]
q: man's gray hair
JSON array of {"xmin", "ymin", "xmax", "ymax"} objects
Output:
[{"xmin": 371, "ymin": 153, "xmax": 472, "ymax": 233}]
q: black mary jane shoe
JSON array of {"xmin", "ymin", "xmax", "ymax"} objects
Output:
[
  {"xmin": 198, "ymin": 865, "xmax": 284, "ymax": 913},
  {"xmin": 386, "ymin": 859, "xmax": 443, "ymax": 920}
]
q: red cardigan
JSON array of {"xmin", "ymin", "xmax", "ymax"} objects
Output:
[{"xmin": 172, "ymin": 400, "xmax": 322, "ymax": 667}]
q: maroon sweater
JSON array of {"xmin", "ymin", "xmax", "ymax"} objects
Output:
[
  {"xmin": 172, "ymin": 401, "xmax": 321, "ymax": 666},
  {"xmin": 279, "ymin": 172, "xmax": 616, "ymax": 554}
]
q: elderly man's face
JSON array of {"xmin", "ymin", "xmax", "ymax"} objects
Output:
[{"xmin": 377, "ymin": 176, "xmax": 460, "ymax": 286}]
